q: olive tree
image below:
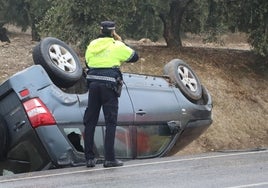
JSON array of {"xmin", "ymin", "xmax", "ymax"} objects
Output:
[
  {"xmin": 2, "ymin": 0, "xmax": 50, "ymax": 41},
  {"xmin": 0, "ymin": 0, "xmax": 10, "ymax": 42}
]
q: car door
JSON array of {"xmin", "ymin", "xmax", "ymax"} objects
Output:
[
  {"xmin": 122, "ymin": 74, "xmax": 183, "ymax": 158},
  {"xmin": 123, "ymin": 74, "xmax": 181, "ymax": 123}
]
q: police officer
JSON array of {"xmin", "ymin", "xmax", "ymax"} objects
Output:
[{"xmin": 83, "ymin": 21, "xmax": 139, "ymax": 168}]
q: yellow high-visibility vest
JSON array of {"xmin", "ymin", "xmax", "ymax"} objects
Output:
[{"xmin": 85, "ymin": 37, "xmax": 134, "ymax": 68}]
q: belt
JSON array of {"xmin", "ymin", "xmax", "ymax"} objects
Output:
[{"xmin": 86, "ymin": 75, "xmax": 117, "ymax": 83}]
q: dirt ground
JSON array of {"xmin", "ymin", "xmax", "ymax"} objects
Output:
[{"xmin": 0, "ymin": 26, "xmax": 267, "ymax": 156}]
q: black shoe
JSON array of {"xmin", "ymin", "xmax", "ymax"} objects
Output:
[
  {"xmin": 103, "ymin": 159, "xmax": 123, "ymax": 168},
  {"xmin": 86, "ymin": 159, "xmax": 96, "ymax": 167}
]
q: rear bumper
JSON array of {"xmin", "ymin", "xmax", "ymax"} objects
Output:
[{"xmin": 167, "ymin": 119, "xmax": 212, "ymax": 156}]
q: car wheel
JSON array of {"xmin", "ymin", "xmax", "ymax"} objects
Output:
[
  {"xmin": 0, "ymin": 116, "xmax": 8, "ymax": 161},
  {"xmin": 164, "ymin": 59, "xmax": 202, "ymax": 101},
  {"xmin": 163, "ymin": 61, "xmax": 172, "ymax": 76},
  {"xmin": 32, "ymin": 37, "xmax": 83, "ymax": 88}
]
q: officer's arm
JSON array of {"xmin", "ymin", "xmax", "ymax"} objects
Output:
[
  {"xmin": 112, "ymin": 31, "xmax": 122, "ymax": 41},
  {"xmin": 115, "ymin": 39, "xmax": 139, "ymax": 63},
  {"xmin": 126, "ymin": 51, "xmax": 139, "ymax": 63}
]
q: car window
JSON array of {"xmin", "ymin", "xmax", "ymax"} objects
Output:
[
  {"xmin": 64, "ymin": 128, "xmax": 85, "ymax": 153},
  {"xmin": 64, "ymin": 127, "xmax": 105, "ymax": 157},
  {"xmin": 64, "ymin": 125, "xmax": 173, "ymax": 159},
  {"xmin": 114, "ymin": 125, "xmax": 172, "ymax": 159},
  {"xmin": 136, "ymin": 125, "xmax": 172, "ymax": 158},
  {"xmin": 114, "ymin": 126, "xmax": 133, "ymax": 158}
]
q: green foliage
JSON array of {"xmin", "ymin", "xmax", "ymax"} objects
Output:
[
  {"xmin": 124, "ymin": 1, "xmax": 163, "ymax": 41},
  {"xmin": 246, "ymin": 0, "xmax": 268, "ymax": 57},
  {"xmin": 219, "ymin": 0, "xmax": 268, "ymax": 57},
  {"xmin": 207, "ymin": 0, "xmax": 229, "ymax": 35},
  {"xmin": 1, "ymin": 0, "xmax": 50, "ymax": 40},
  {"xmin": 3, "ymin": 0, "xmax": 48, "ymax": 30},
  {"xmin": 4, "ymin": 0, "xmax": 30, "ymax": 31},
  {"xmin": 39, "ymin": 0, "xmax": 137, "ymax": 51},
  {"xmin": 0, "ymin": 1, "xmax": 7, "ymax": 26},
  {"xmin": 183, "ymin": 0, "xmax": 209, "ymax": 34}
]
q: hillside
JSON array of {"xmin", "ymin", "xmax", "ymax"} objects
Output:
[{"xmin": 0, "ymin": 26, "xmax": 267, "ymax": 155}]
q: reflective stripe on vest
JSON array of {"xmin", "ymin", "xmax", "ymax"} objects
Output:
[{"xmin": 86, "ymin": 75, "xmax": 117, "ymax": 83}]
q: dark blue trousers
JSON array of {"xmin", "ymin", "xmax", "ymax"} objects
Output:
[{"xmin": 83, "ymin": 82, "xmax": 118, "ymax": 161}]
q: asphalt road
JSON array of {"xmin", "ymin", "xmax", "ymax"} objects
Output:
[{"xmin": 0, "ymin": 149, "xmax": 267, "ymax": 188}]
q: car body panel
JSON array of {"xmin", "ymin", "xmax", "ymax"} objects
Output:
[
  {"xmin": 35, "ymin": 125, "xmax": 83, "ymax": 166},
  {"xmin": 123, "ymin": 74, "xmax": 182, "ymax": 123}
]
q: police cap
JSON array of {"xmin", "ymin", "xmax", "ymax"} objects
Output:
[{"xmin": 100, "ymin": 21, "xmax": 115, "ymax": 31}]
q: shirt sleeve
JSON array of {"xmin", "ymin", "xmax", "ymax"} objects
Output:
[{"xmin": 114, "ymin": 41, "xmax": 137, "ymax": 62}]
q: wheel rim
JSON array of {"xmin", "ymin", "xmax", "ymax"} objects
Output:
[
  {"xmin": 177, "ymin": 65, "xmax": 198, "ymax": 92},
  {"xmin": 49, "ymin": 44, "xmax": 77, "ymax": 72}
]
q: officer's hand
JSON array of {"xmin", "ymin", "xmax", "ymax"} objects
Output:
[{"xmin": 112, "ymin": 31, "xmax": 122, "ymax": 41}]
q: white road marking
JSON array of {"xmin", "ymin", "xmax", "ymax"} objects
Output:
[
  {"xmin": 225, "ymin": 182, "xmax": 268, "ymax": 188},
  {"xmin": 0, "ymin": 149, "xmax": 267, "ymax": 184}
]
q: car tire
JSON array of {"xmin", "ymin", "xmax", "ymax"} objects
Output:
[
  {"xmin": 164, "ymin": 59, "xmax": 202, "ymax": 101},
  {"xmin": 163, "ymin": 61, "xmax": 172, "ymax": 76},
  {"xmin": 0, "ymin": 116, "xmax": 8, "ymax": 161},
  {"xmin": 32, "ymin": 37, "xmax": 83, "ymax": 88}
]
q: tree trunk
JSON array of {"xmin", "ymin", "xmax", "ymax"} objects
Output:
[
  {"xmin": 159, "ymin": 0, "xmax": 193, "ymax": 48},
  {"xmin": 31, "ymin": 14, "xmax": 40, "ymax": 41},
  {"xmin": 0, "ymin": 27, "xmax": 10, "ymax": 43},
  {"xmin": 31, "ymin": 23, "xmax": 40, "ymax": 41}
]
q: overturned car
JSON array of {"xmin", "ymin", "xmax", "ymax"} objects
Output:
[{"xmin": 0, "ymin": 37, "xmax": 212, "ymax": 175}]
